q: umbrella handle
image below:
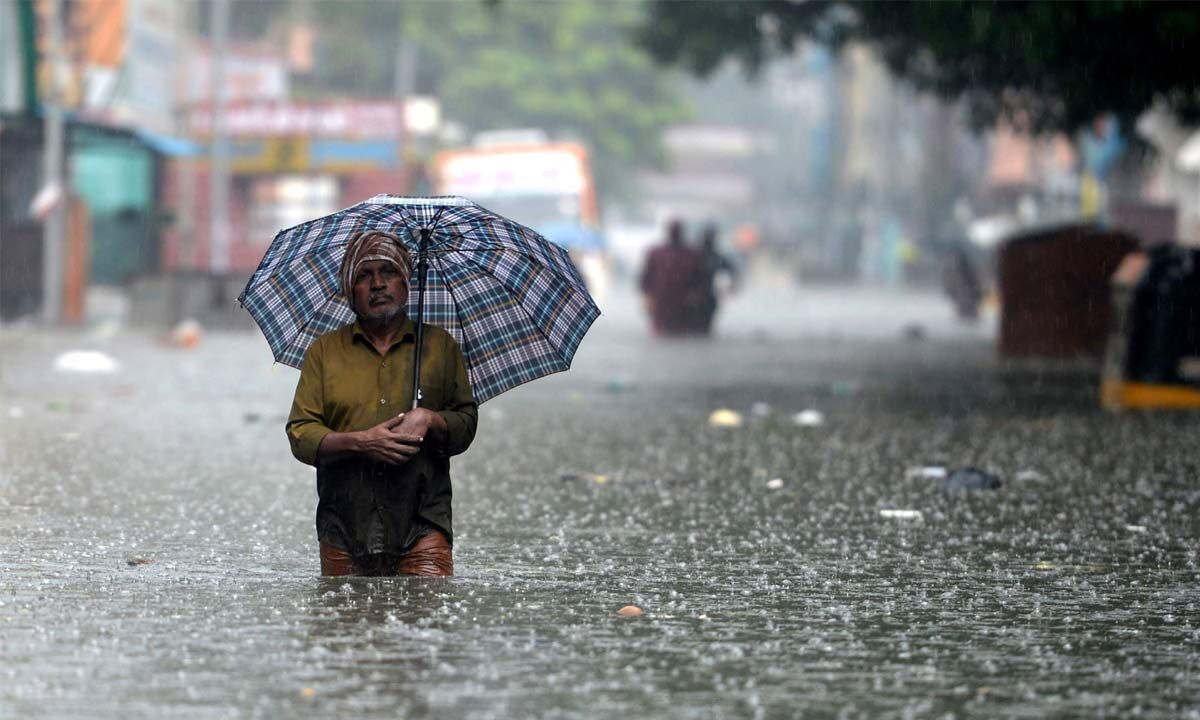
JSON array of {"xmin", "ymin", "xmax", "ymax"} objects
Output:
[{"xmin": 411, "ymin": 227, "xmax": 430, "ymax": 409}]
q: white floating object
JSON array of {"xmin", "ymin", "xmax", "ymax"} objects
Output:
[
  {"xmin": 766, "ymin": 478, "xmax": 784, "ymax": 490},
  {"xmin": 1124, "ymin": 524, "xmax": 1147, "ymax": 533},
  {"xmin": 708, "ymin": 409, "xmax": 743, "ymax": 428},
  {"xmin": 53, "ymin": 350, "xmax": 119, "ymax": 374},
  {"xmin": 907, "ymin": 466, "xmax": 947, "ymax": 480},
  {"xmin": 880, "ymin": 509, "xmax": 923, "ymax": 520},
  {"xmin": 793, "ymin": 409, "xmax": 825, "ymax": 427},
  {"xmin": 1015, "ymin": 470, "xmax": 1047, "ymax": 482}
]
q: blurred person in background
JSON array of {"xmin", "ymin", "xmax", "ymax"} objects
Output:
[
  {"xmin": 941, "ymin": 243, "xmax": 982, "ymax": 322},
  {"xmin": 286, "ymin": 231, "xmax": 478, "ymax": 577},
  {"xmin": 695, "ymin": 223, "xmax": 739, "ymax": 335},
  {"xmin": 638, "ymin": 219, "xmax": 705, "ymax": 336}
]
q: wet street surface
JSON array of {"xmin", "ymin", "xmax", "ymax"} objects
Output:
[{"xmin": 2, "ymin": 285, "xmax": 1199, "ymax": 719}]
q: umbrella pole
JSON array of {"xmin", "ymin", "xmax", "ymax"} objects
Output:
[{"xmin": 411, "ymin": 227, "xmax": 430, "ymax": 409}]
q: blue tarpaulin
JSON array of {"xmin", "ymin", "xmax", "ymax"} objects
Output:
[{"xmin": 537, "ymin": 222, "xmax": 605, "ymax": 251}]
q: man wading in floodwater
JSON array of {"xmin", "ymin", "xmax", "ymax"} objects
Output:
[{"xmin": 286, "ymin": 230, "xmax": 477, "ymax": 576}]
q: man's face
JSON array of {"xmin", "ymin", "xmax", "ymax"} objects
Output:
[{"xmin": 352, "ymin": 259, "xmax": 409, "ymax": 324}]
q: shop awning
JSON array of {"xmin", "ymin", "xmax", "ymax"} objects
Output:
[{"xmin": 134, "ymin": 128, "xmax": 202, "ymax": 157}]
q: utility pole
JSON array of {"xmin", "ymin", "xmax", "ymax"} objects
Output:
[
  {"xmin": 176, "ymin": 0, "xmax": 197, "ymax": 271},
  {"xmin": 208, "ymin": 0, "xmax": 231, "ymax": 276},
  {"xmin": 393, "ymin": 1, "xmax": 419, "ymax": 186},
  {"xmin": 393, "ymin": 35, "xmax": 416, "ymax": 101},
  {"xmin": 392, "ymin": 0, "xmax": 417, "ymax": 100},
  {"xmin": 40, "ymin": 0, "xmax": 67, "ymax": 325}
]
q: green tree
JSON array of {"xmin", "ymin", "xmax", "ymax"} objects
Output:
[
  {"xmin": 636, "ymin": 1, "xmax": 1200, "ymax": 135},
  {"xmin": 302, "ymin": 0, "xmax": 689, "ymax": 201}
]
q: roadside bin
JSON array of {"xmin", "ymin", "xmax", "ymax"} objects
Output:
[{"xmin": 998, "ymin": 224, "xmax": 1137, "ymax": 357}]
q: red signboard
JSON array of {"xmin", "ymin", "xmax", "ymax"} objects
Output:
[{"xmin": 188, "ymin": 101, "xmax": 404, "ymax": 139}]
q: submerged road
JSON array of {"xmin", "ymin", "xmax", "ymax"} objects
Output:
[{"xmin": 2, "ymin": 283, "xmax": 1198, "ymax": 718}]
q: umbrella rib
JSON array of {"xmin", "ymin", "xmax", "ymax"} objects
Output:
[
  {"xmin": 440, "ymin": 266, "xmax": 567, "ymax": 403},
  {"xmin": 449, "ymin": 257, "xmax": 590, "ymax": 370},
  {"xmin": 428, "ymin": 254, "xmax": 472, "ymax": 369},
  {"xmin": 429, "ymin": 204, "xmax": 450, "ymax": 228},
  {"xmin": 428, "ymin": 233, "xmax": 586, "ymax": 290}
]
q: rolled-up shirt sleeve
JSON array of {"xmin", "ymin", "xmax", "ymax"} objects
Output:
[
  {"xmin": 286, "ymin": 339, "xmax": 333, "ymax": 466},
  {"xmin": 437, "ymin": 334, "xmax": 478, "ymax": 457}
]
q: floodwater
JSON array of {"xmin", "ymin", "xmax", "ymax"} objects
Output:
[{"xmin": 2, "ymin": 283, "xmax": 1199, "ymax": 719}]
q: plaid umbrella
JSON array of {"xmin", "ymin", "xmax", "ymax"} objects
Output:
[{"xmin": 237, "ymin": 194, "xmax": 600, "ymax": 404}]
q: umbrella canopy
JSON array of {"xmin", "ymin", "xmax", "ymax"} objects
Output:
[{"xmin": 237, "ymin": 194, "xmax": 600, "ymax": 403}]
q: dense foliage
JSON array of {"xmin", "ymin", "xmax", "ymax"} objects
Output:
[{"xmin": 637, "ymin": 1, "xmax": 1200, "ymax": 134}]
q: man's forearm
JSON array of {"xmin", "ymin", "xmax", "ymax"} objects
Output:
[
  {"xmin": 315, "ymin": 431, "xmax": 361, "ymax": 465},
  {"xmin": 437, "ymin": 409, "xmax": 477, "ymax": 456},
  {"xmin": 424, "ymin": 411, "xmax": 449, "ymax": 446}
]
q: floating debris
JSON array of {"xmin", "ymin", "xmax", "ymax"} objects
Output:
[
  {"xmin": 560, "ymin": 473, "xmax": 610, "ymax": 484},
  {"xmin": 171, "ymin": 319, "xmax": 203, "ymax": 349},
  {"xmin": 1035, "ymin": 561, "xmax": 1056, "ymax": 571},
  {"xmin": 1014, "ymin": 469, "xmax": 1048, "ymax": 482},
  {"xmin": 943, "ymin": 467, "xmax": 1002, "ymax": 492},
  {"xmin": 879, "ymin": 509, "xmax": 922, "ymax": 520},
  {"xmin": 301, "ymin": 687, "xmax": 316, "ymax": 698},
  {"xmin": 766, "ymin": 478, "xmax": 784, "ymax": 490},
  {"xmin": 906, "ymin": 466, "xmax": 948, "ymax": 480},
  {"xmin": 126, "ymin": 557, "xmax": 152, "ymax": 567},
  {"xmin": 793, "ymin": 409, "xmax": 825, "ymax": 427},
  {"xmin": 617, "ymin": 605, "xmax": 644, "ymax": 617},
  {"xmin": 708, "ymin": 409, "xmax": 743, "ymax": 428},
  {"xmin": 53, "ymin": 350, "xmax": 119, "ymax": 374},
  {"xmin": 1125, "ymin": 524, "xmax": 1148, "ymax": 534}
]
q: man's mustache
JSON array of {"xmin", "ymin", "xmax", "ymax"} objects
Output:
[{"xmin": 369, "ymin": 292, "xmax": 394, "ymax": 305}]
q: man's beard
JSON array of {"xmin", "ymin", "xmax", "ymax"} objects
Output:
[{"xmin": 358, "ymin": 303, "xmax": 406, "ymax": 326}]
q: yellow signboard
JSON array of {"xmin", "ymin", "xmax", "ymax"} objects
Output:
[
  {"xmin": 229, "ymin": 138, "xmax": 310, "ymax": 174},
  {"xmin": 219, "ymin": 137, "xmax": 399, "ymax": 174}
]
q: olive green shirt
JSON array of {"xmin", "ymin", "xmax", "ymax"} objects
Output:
[{"xmin": 286, "ymin": 317, "xmax": 477, "ymax": 558}]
